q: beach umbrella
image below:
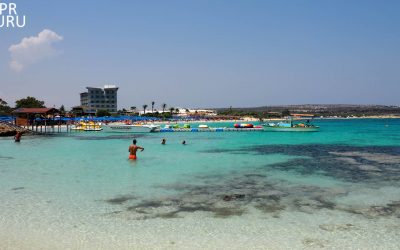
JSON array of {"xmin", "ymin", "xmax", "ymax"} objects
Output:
[{"xmin": 0, "ymin": 116, "xmax": 12, "ymax": 122}]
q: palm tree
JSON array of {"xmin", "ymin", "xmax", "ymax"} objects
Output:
[
  {"xmin": 151, "ymin": 101, "xmax": 155, "ymax": 113},
  {"xmin": 175, "ymin": 108, "xmax": 180, "ymax": 114},
  {"xmin": 59, "ymin": 105, "xmax": 65, "ymax": 115},
  {"xmin": 142, "ymin": 104, "xmax": 148, "ymax": 115},
  {"xmin": 169, "ymin": 107, "xmax": 174, "ymax": 115},
  {"xmin": 162, "ymin": 103, "xmax": 167, "ymax": 113},
  {"xmin": 130, "ymin": 106, "xmax": 136, "ymax": 111}
]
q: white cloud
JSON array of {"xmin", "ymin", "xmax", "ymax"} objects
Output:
[{"xmin": 9, "ymin": 29, "xmax": 63, "ymax": 72}]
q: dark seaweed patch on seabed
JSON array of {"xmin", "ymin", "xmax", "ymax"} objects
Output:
[
  {"xmin": 102, "ymin": 144, "xmax": 400, "ymax": 221},
  {"xmin": 105, "ymin": 195, "xmax": 136, "ymax": 205},
  {"xmin": 0, "ymin": 156, "xmax": 14, "ymax": 160},
  {"xmin": 203, "ymin": 144, "xmax": 400, "ymax": 157},
  {"xmin": 109, "ymin": 175, "xmax": 332, "ymax": 220},
  {"xmin": 203, "ymin": 144, "xmax": 400, "ymax": 183},
  {"xmin": 105, "ymin": 171, "xmax": 400, "ymax": 221}
]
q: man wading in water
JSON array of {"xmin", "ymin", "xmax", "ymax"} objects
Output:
[
  {"xmin": 14, "ymin": 131, "xmax": 22, "ymax": 142},
  {"xmin": 128, "ymin": 139, "xmax": 144, "ymax": 160}
]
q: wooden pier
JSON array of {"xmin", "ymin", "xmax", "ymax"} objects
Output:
[{"xmin": 22, "ymin": 124, "xmax": 73, "ymax": 134}]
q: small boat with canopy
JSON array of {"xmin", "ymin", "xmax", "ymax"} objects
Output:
[{"xmin": 262, "ymin": 117, "xmax": 319, "ymax": 132}]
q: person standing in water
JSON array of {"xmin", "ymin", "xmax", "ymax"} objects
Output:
[
  {"xmin": 129, "ymin": 139, "xmax": 144, "ymax": 160},
  {"xmin": 14, "ymin": 132, "xmax": 22, "ymax": 142},
  {"xmin": 161, "ymin": 138, "xmax": 166, "ymax": 145}
]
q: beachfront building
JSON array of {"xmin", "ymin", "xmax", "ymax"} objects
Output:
[
  {"xmin": 185, "ymin": 109, "xmax": 217, "ymax": 116},
  {"xmin": 170, "ymin": 108, "xmax": 217, "ymax": 116},
  {"xmin": 79, "ymin": 85, "xmax": 119, "ymax": 115}
]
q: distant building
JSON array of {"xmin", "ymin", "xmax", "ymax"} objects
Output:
[
  {"xmin": 79, "ymin": 85, "xmax": 118, "ymax": 115},
  {"xmin": 173, "ymin": 108, "xmax": 216, "ymax": 116},
  {"xmin": 137, "ymin": 107, "xmax": 216, "ymax": 116},
  {"xmin": 186, "ymin": 109, "xmax": 217, "ymax": 116}
]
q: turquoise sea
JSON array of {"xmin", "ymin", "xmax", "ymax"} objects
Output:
[{"xmin": 1, "ymin": 119, "xmax": 400, "ymax": 249}]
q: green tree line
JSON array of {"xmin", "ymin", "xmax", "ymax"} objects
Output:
[{"xmin": 0, "ymin": 96, "xmax": 47, "ymax": 115}]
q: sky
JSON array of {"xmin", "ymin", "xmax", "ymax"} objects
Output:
[{"xmin": 0, "ymin": 0, "xmax": 399, "ymax": 110}]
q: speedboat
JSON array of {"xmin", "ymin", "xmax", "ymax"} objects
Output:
[
  {"xmin": 262, "ymin": 119, "xmax": 319, "ymax": 132},
  {"xmin": 103, "ymin": 123, "xmax": 160, "ymax": 133}
]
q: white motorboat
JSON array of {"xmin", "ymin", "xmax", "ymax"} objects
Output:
[{"xmin": 103, "ymin": 123, "xmax": 160, "ymax": 133}]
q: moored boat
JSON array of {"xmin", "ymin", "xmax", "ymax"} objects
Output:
[
  {"xmin": 103, "ymin": 123, "xmax": 160, "ymax": 133},
  {"xmin": 234, "ymin": 123, "xmax": 254, "ymax": 128},
  {"xmin": 262, "ymin": 119, "xmax": 319, "ymax": 132}
]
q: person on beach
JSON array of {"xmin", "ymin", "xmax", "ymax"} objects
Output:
[
  {"xmin": 128, "ymin": 139, "xmax": 144, "ymax": 160},
  {"xmin": 14, "ymin": 132, "xmax": 22, "ymax": 142},
  {"xmin": 161, "ymin": 138, "xmax": 166, "ymax": 145}
]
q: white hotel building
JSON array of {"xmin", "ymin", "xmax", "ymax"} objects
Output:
[{"xmin": 80, "ymin": 85, "xmax": 119, "ymax": 114}]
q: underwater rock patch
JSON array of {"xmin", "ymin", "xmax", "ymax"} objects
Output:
[
  {"xmin": 293, "ymin": 197, "xmax": 335, "ymax": 214},
  {"xmin": 302, "ymin": 238, "xmax": 328, "ymax": 248},
  {"xmin": 223, "ymin": 194, "xmax": 246, "ymax": 201},
  {"xmin": 201, "ymin": 144, "xmax": 400, "ymax": 183},
  {"xmin": 106, "ymin": 195, "xmax": 136, "ymax": 205},
  {"xmin": 212, "ymin": 207, "xmax": 245, "ymax": 218},
  {"xmin": 0, "ymin": 156, "xmax": 14, "ymax": 160},
  {"xmin": 272, "ymin": 146, "xmax": 399, "ymax": 183},
  {"xmin": 357, "ymin": 164, "xmax": 381, "ymax": 172},
  {"xmin": 336, "ymin": 200, "xmax": 400, "ymax": 219},
  {"xmin": 106, "ymin": 169, "xmax": 400, "ymax": 221},
  {"xmin": 254, "ymin": 201, "xmax": 285, "ymax": 214},
  {"xmin": 319, "ymin": 223, "xmax": 355, "ymax": 232},
  {"xmin": 127, "ymin": 200, "xmax": 166, "ymax": 210},
  {"xmin": 331, "ymin": 151, "xmax": 400, "ymax": 164}
]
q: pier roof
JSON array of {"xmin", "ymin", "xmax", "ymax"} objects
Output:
[{"xmin": 12, "ymin": 108, "xmax": 58, "ymax": 114}]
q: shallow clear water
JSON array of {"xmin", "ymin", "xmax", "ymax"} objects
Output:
[{"xmin": 1, "ymin": 119, "xmax": 400, "ymax": 249}]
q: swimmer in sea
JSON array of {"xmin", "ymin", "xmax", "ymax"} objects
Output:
[
  {"xmin": 14, "ymin": 132, "xmax": 22, "ymax": 142},
  {"xmin": 161, "ymin": 138, "xmax": 166, "ymax": 145},
  {"xmin": 128, "ymin": 139, "xmax": 144, "ymax": 160},
  {"xmin": 182, "ymin": 140, "xmax": 186, "ymax": 145}
]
